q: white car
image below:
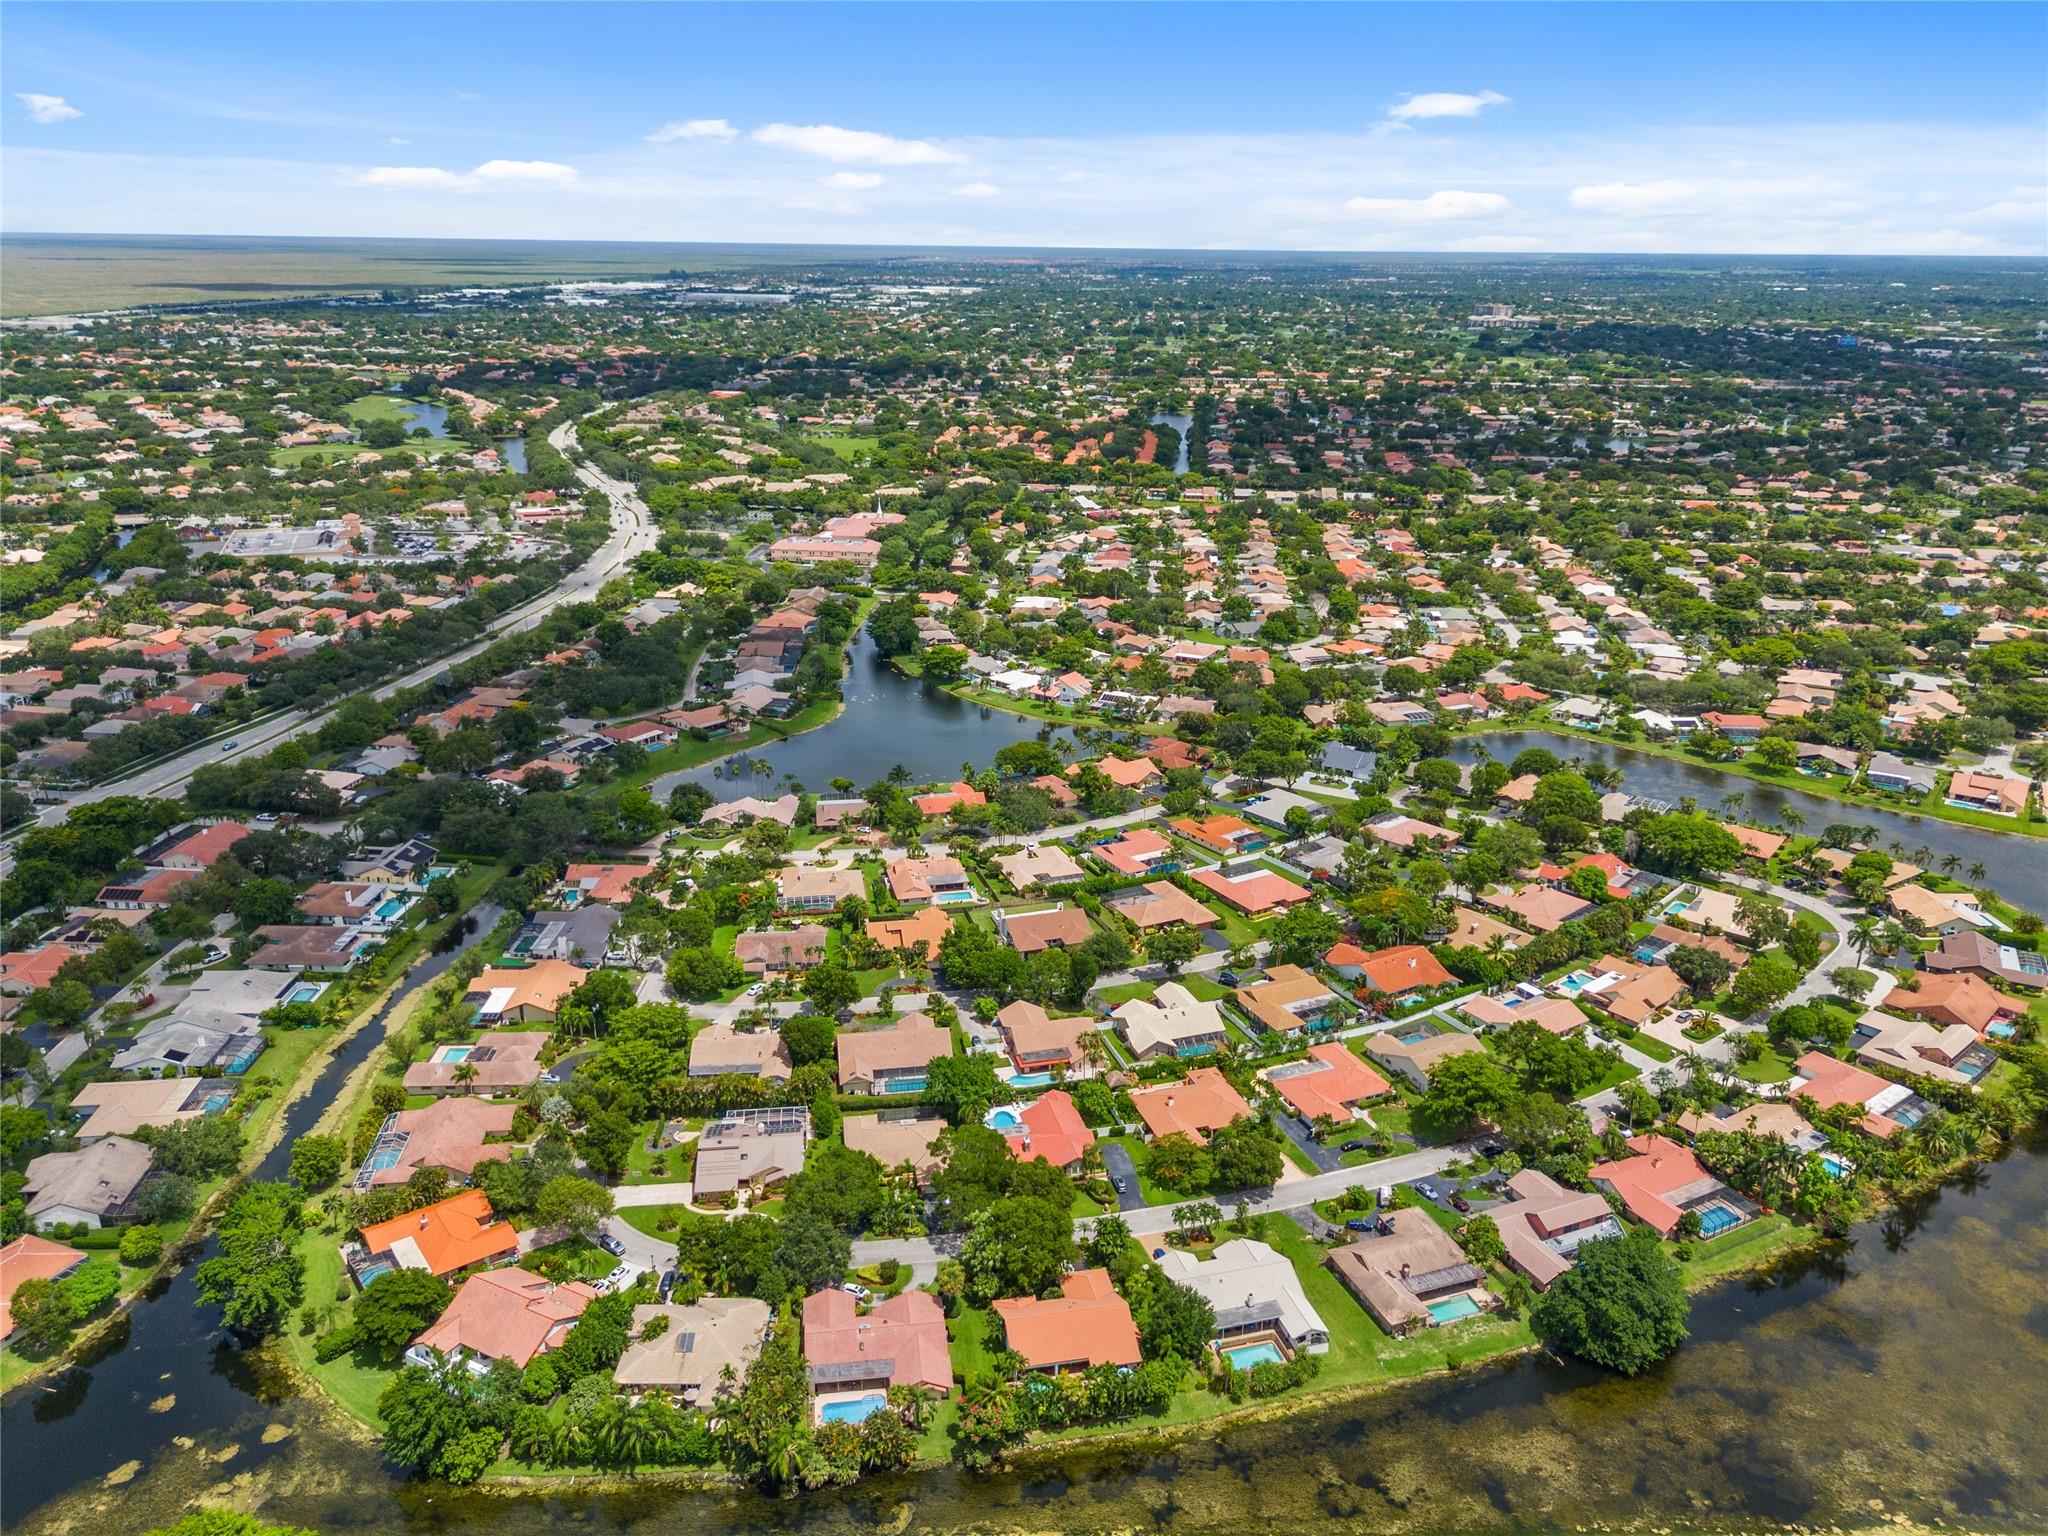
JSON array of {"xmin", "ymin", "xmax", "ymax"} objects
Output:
[
  {"xmin": 839, "ymin": 1282, "xmax": 873, "ymax": 1302},
  {"xmin": 746, "ymin": 982, "xmax": 766, "ymax": 998},
  {"xmin": 598, "ymin": 1262, "xmax": 642, "ymax": 1293}
]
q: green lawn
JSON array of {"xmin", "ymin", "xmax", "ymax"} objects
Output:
[
  {"xmin": 1667, "ymin": 1213, "xmax": 1810, "ymax": 1287},
  {"xmin": 280, "ymin": 1229, "xmax": 396, "ymax": 1429},
  {"xmin": 1093, "ymin": 980, "xmax": 1156, "ymax": 1008},
  {"xmin": 1734, "ymin": 1044, "xmax": 1798, "ymax": 1084},
  {"xmin": 947, "ymin": 1303, "xmax": 1000, "ymax": 1384},
  {"xmin": 619, "ymin": 1204, "xmax": 687, "ymax": 1241},
  {"xmin": 1624, "ymin": 1030, "xmax": 1677, "ymax": 1063}
]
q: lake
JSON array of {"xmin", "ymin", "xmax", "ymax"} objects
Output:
[
  {"xmin": 650, "ymin": 632, "xmax": 1076, "ymax": 803},
  {"xmin": 392, "ymin": 396, "xmax": 529, "ymax": 471},
  {"xmin": 1448, "ymin": 729, "xmax": 2048, "ymax": 912},
  {"xmin": 12, "ymin": 1131, "xmax": 2045, "ymax": 1534}
]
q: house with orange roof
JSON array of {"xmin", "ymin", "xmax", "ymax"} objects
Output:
[
  {"xmin": 913, "ymin": 781, "xmax": 986, "ymax": 817},
  {"xmin": 1092, "ymin": 826, "xmax": 1178, "ymax": 877},
  {"xmin": 1128, "ymin": 1066, "xmax": 1252, "ymax": 1144},
  {"xmin": 992, "ymin": 1268, "xmax": 1140, "ymax": 1374},
  {"xmin": 1171, "ymin": 812, "xmax": 1267, "ymax": 855},
  {"xmin": 1000, "ymin": 1089, "xmax": 1096, "ymax": 1173},
  {"xmin": 994, "ymin": 1000, "xmax": 1096, "ymax": 1076},
  {"xmin": 1588, "ymin": 1134, "xmax": 1749, "ymax": 1238},
  {"xmin": 1336, "ymin": 944, "xmax": 1457, "ymax": 998},
  {"xmin": 356, "ymin": 1189, "xmax": 519, "ymax": 1280},
  {"xmin": 886, "ymin": 855, "xmax": 973, "ymax": 905},
  {"xmin": 156, "ymin": 821, "xmax": 251, "ymax": 870},
  {"xmin": 562, "ymin": 863, "xmax": 654, "ymax": 905},
  {"xmin": 865, "ymin": 905, "xmax": 952, "ymax": 956},
  {"xmin": 1263, "ymin": 1042, "xmax": 1390, "ymax": 1124},
  {"xmin": 1187, "ymin": 862, "xmax": 1310, "ymax": 915},
  {"xmin": 1, "ymin": 1234, "xmax": 85, "ymax": 1342},
  {"xmin": 1882, "ymin": 971, "xmax": 2025, "ymax": 1035},
  {"xmin": 1077, "ymin": 755, "xmax": 1160, "ymax": 792},
  {"xmin": 407, "ymin": 1267, "xmax": 598, "ymax": 1372},
  {"xmin": 801, "ymin": 1288, "xmax": 951, "ymax": 1418},
  {"xmin": 0, "ymin": 944, "xmax": 82, "ymax": 995}
]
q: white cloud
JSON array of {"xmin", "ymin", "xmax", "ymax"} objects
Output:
[
  {"xmin": 753, "ymin": 122, "xmax": 963, "ymax": 165},
  {"xmin": 17, "ymin": 93, "xmax": 82, "ymax": 124},
  {"xmin": 386, "ymin": 137, "xmax": 409, "ymax": 147},
  {"xmin": 822, "ymin": 171, "xmax": 884, "ymax": 190},
  {"xmin": 1449, "ymin": 233, "xmax": 1547, "ymax": 251},
  {"xmin": 1338, "ymin": 189, "xmax": 1511, "ymax": 222},
  {"xmin": 647, "ymin": 118, "xmax": 738, "ymax": 144},
  {"xmin": 352, "ymin": 159, "xmax": 578, "ymax": 192},
  {"xmin": 1569, "ymin": 179, "xmax": 1701, "ymax": 214},
  {"xmin": 1386, "ymin": 90, "xmax": 1507, "ymax": 122},
  {"xmin": 952, "ymin": 181, "xmax": 1000, "ymax": 199}
]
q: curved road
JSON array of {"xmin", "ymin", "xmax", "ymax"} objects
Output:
[{"xmin": 2, "ymin": 414, "xmax": 656, "ymax": 874}]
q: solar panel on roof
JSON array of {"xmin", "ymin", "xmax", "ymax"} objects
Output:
[{"xmin": 674, "ymin": 1331, "xmax": 696, "ymax": 1354}]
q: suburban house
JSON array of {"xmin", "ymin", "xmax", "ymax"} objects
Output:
[
  {"xmin": 155, "ymin": 821, "xmax": 252, "ymax": 870},
  {"xmin": 1102, "ymin": 881, "xmax": 1215, "ymax": 936},
  {"xmin": 1128, "ymin": 1066, "xmax": 1252, "ymax": 1143},
  {"xmin": 1882, "ymin": 973, "xmax": 2028, "ymax": 1037},
  {"xmin": 994, "ymin": 999, "xmax": 1096, "ymax": 1077},
  {"xmin": 612, "ymin": 1297, "xmax": 772, "ymax": 1402},
  {"xmin": 994, "ymin": 844, "xmax": 1086, "ymax": 891},
  {"xmin": 1923, "ymin": 929, "xmax": 2048, "ymax": 991},
  {"xmin": 1490, "ymin": 1169, "xmax": 1624, "ymax": 1289},
  {"xmin": 1327, "ymin": 1210, "xmax": 1496, "ymax": 1336},
  {"xmin": 1865, "ymin": 753, "xmax": 1937, "ymax": 795},
  {"xmin": 1113, "ymin": 982, "xmax": 1230, "ymax": 1062},
  {"xmin": 692, "ymin": 1107, "xmax": 811, "ymax": 1201},
  {"xmin": 503, "ymin": 905, "xmax": 619, "ymax": 964},
  {"xmin": 407, "ymin": 1268, "xmax": 597, "ymax": 1373},
  {"xmin": 1, "ymin": 945, "xmax": 93, "ymax": 995},
  {"xmin": 1700, "ymin": 711, "xmax": 1765, "ymax": 742},
  {"xmin": 1788, "ymin": 1051, "xmax": 1931, "ymax": 1138},
  {"xmin": 1170, "ymin": 813, "xmax": 1267, "ymax": 855},
  {"xmin": 999, "ymin": 1089, "xmax": 1095, "ymax": 1174},
  {"xmin": 561, "ymin": 862, "xmax": 656, "ymax": 905},
  {"xmin": 1262, "ymin": 1042, "xmax": 1391, "ymax": 1125},
  {"xmin": 732, "ymin": 925, "xmax": 828, "ymax": 977},
  {"xmin": 355, "ymin": 1098, "xmax": 517, "ymax": 1189},
  {"xmin": 835, "ymin": 1014, "xmax": 953, "ymax": 1095},
  {"xmin": 995, "ymin": 905, "xmax": 1093, "ymax": 955},
  {"xmin": 1366, "ymin": 1028, "xmax": 1485, "ymax": 1092},
  {"xmin": 1460, "ymin": 993, "xmax": 1589, "ymax": 1035},
  {"xmin": 886, "ymin": 855, "xmax": 974, "ymax": 906},
  {"xmin": 1158, "ymin": 1238, "xmax": 1330, "ymax": 1358},
  {"xmin": 776, "ymin": 866, "xmax": 866, "ymax": 913},
  {"xmin": 841, "ymin": 1112, "xmax": 947, "ymax": 1185},
  {"xmin": 1187, "ymin": 862, "xmax": 1311, "ymax": 915},
  {"xmin": 1888, "ymin": 884, "xmax": 1997, "ymax": 936},
  {"xmin": 688, "ymin": 1022, "xmax": 794, "ymax": 1081},
  {"xmin": 356, "ymin": 1189, "xmax": 519, "ymax": 1281},
  {"xmin": 1487, "ymin": 883, "xmax": 1593, "ymax": 934},
  {"xmin": 404, "ymin": 1028, "xmax": 548, "ymax": 1095},
  {"xmin": 865, "ymin": 906, "xmax": 952, "ymax": 956},
  {"xmin": 21, "ymin": 1136, "xmax": 154, "ymax": 1228},
  {"xmin": 1588, "ymin": 1134, "xmax": 1750, "ymax": 1238},
  {"xmin": 1675, "ymin": 1102, "xmax": 1827, "ymax": 1155},
  {"xmin": 912, "ymin": 780, "xmax": 985, "ymax": 817},
  {"xmin": 1853, "ymin": 1014, "xmax": 1998, "ymax": 1087},
  {"xmin": 1335, "ymin": 943, "xmax": 1457, "ymax": 999},
  {"xmin": 1946, "ymin": 770, "xmax": 2030, "ymax": 816},
  {"xmin": 295, "ymin": 880, "xmax": 413, "ymax": 928},
  {"xmin": 112, "ymin": 1018, "xmax": 263, "ymax": 1077},
  {"xmin": 340, "ymin": 838, "xmax": 438, "ymax": 884},
  {"xmin": 1, "ymin": 1236, "xmax": 86, "ymax": 1342},
  {"xmin": 248, "ymin": 924, "xmax": 371, "ymax": 972},
  {"xmin": 1092, "ymin": 827, "xmax": 1180, "ymax": 877},
  {"xmin": 801, "ymin": 1288, "xmax": 952, "ymax": 1421},
  {"xmin": 1233, "ymin": 964, "xmax": 1343, "ymax": 1035},
  {"xmin": 464, "ymin": 959, "xmax": 588, "ymax": 1025},
  {"xmin": 992, "ymin": 1268, "xmax": 1141, "ymax": 1374},
  {"xmin": 68, "ymin": 1078, "xmax": 217, "ymax": 1140}
]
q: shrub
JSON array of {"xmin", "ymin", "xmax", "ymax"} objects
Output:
[{"xmin": 118, "ymin": 1224, "xmax": 164, "ymax": 1266}]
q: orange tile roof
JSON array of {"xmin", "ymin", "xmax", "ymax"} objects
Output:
[
  {"xmin": 357, "ymin": 1189, "xmax": 518, "ymax": 1277},
  {"xmin": 992, "ymin": 1268, "xmax": 1141, "ymax": 1371}
]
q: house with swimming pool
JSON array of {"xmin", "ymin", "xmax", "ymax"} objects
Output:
[
  {"xmin": 995, "ymin": 999, "xmax": 1097, "ymax": 1078},
  {"xmin": 1327, "ymin": 1210, "xmax": 1497, "ymax": 1337},
  {"xmin": 801, "ymin": 1287, "xmax": 952, "ymax": 1425},
  {"xmin": 1365, "ymin": 1025, "xmax": 1484, "ymax": 1092},
  {"xmin": 885, "ymin": 854, "xmax": 977, "ymax": 907},
  {"xmin": 1588, "ymin": 1133, "xmax": 1753, "ymax": 1239},
  {"xmin": 1787, "ymin": 1051, "xmax": 1934, "ymax": 1139},
  {"xmin": 1852, "ymin": 1013, "xmax": 1999, "ymax": 1088},
  {"xmin": 355, "ymin": 1097, "xmax": 518, "ymax": 1189},
  {"xmin": 1233, "ymin": 964, "xmax": 1344, "ymax": 1035},
  {"xmin": 835, "ymin": 1013, "xmax": 953, "ymax": 1095},
  {"xmin": 354, "ymin": 1188, "xmax": 518, "ymax": 1284},
  {"xmin": 463, "ymin": 958, "xmax": 588, "ymax": 1026},
  {"xmin": 1490, "ymin": 1170, "xmax": 1625, "ymax": 1290},
  {"xmin": 1158, "ymin": 1238, "xmax": 1330, "ymax": 1360},
  {"xmin": 296, "ymin": 879, "xmax": 417, "ymax": 930},
  {"xmin": 1112, "ymin": 982, "xmax": 1229, "ymax": 1063},
  {"xmin": 404, "ymin": 1028, "xmax": 548, "ymax": 1095},
  {"xmin": 990, "ymin": 1088, "xmax": 1095, "ymax": 1174}
]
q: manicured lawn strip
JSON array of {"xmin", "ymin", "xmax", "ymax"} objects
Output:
[
  {"xmin": 281, "ymin": 1229, "xmax": 395, "ymax": 1429},
  {"xmin": 1734, "ymin": 1044, "xmax": 1798, "ymax": 1084},
  {"xmin": 1623, "ymin": 1031, "xmax": 1678, "ymax": 1063},
  {"xmin": 619, "ymin": 1204, "xmax": 686, "ymax": 1240},
  {"xmin": 1667, "ymin": 1213, "xmax": 1809, "ymax": 1288},
  {"xmin": 946, "ymin": 1302, "xmax": 999, "ymax": 1384}
]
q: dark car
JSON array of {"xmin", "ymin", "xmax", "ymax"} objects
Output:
[
  {"xmin": 1480, "ymin": 1140, "xmax": 1507, "ymax": 1158},
  {"xmin": 1219, "ymin": 970, "xmax": 1243, "ymax": 986},
  {"xmin": 1340, "ymin": 1139, "xmax": 1367, "ymax": 1153},
  {"xmin": 658, "ymin": 1269, "xmax": 677, "ymax": 1300},
  {"xmin": 1450, "ymin": 1193, "xmax": 1472, "ymax": 1213},
  {"xmin": 1344, "ymin": 1218, "xmax": 1377, "ymax": 1232}
]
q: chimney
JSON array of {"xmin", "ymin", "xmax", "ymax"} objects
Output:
[{"xmin": 1399, "ymin": 1263, "xmax": 1410, "ymax": 1278}]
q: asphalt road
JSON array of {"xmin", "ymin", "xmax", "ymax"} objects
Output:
[{"xmin": 1, "ymin": 415, "xmax": 657, "ymax": 875}]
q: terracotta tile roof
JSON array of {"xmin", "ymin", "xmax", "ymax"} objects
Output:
[
  {"xmin": 992, "ymin": 1268, "xmax": 1140, "ymax": 1371},
  {"xmin": 358, "ymin": 1189, "xmax": 518, "ymax": 1277},
  {"xmin": 412, "ymin": 1267, "xmax": 597, "ymax": 1368}
]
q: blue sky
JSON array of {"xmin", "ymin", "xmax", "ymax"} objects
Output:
[{"xmin": 6, "ymin": 3, "xmax": 2044, "ymax": 254}]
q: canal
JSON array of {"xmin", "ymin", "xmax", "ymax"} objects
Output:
[
  {"xmin": 12, "ymin": 1131, "xmax": 2045, "ymax": 1534},
  {"xmin": 1150, "ymin": 410, "xmax": 1193, "ymax": 475},
  {"xmin": 392, "ymin": 396, "xmax": 529, "ymax": 473},
  {"xmin": 1448, "ymin": 729, "xmax": 2048, "ymax": 913},
  {"xmin": 651, "ymin": 632, "xmax": 1077, "ymax": 804},
  {"xmin": 1, "ymin": 906, "xmax": 501, "ymax": 1524}
]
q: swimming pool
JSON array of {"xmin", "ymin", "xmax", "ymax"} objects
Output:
[
  {"xmin": 986, "ymin": 1107, "xmax": 1024, "ymax": 1131},
  {"xmin": 819, "ymin": 1393, "xmax": 888, "ymax": 1424},
  {"xmin": 375, "ymin": 897, "xmax": 408, "ymax": 921},
  {"xmin": 1426, "ymin": 1295, "xmax": 1482, "ymax": 1324},
  {"xmin": 288, "ymin": 983, "xmax": 324, "ymax": 1004},
  {"xmin": 439, "ymin": 1045, "xmax": 473, "ymax": 1063},
  {"xmin": 357, "ymin": 1261, "xmax": 394, "ymax": 1286},
  {"xmin": 1223, "ymin": 1341, "xmax": 1283, "ymax": 1369},
  {"xmin": 933, "ymin": 890, "xmax": 980, "ymax": 905},
  {"xmin": 1695, "ymin": 1204, "xmax": 1743, "ymax": 1237},
  {"xmin": 1819, "ymin": 1154, "xmax": 1850, "ymax": 1178},
  {"xmin": 366, "ymin": 1147, "xmax": 404, "ymax": 1172},
  {"xmin": 1008, "ymin": 1071, "xmax": 1055, "ymax": 1088},
  {"xmin": 883, "ymin": 1077, "xmax": 926, "ymax": 1095},
  {"xmin": 1555, "ymin": 970, "xmax": 1602, "ymax": 997}
]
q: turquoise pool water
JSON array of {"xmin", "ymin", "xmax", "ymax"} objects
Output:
[
  {"xmin": 819, "ymin": 1393, "xmax": 888, "ymax": 1424},
  {"xmin": 986, "ymin": 1108, "xmax": 1024, "ymax": 1131},
  {"xmin": 1556, "ymin": 971, "xmax": 1598, "ymax": 996},
  {"xmin": 1696, "ymin": 1205, "xmax": 1742, "ymax": 1237},
  {"xmin": 440, "ymin": 1046, "xmax": 473, "ymax": 1062},
  {"xmin": 1224, "ymin": 1342, "xmax": 1284, "ymax": 1369},
  {"xmin": 883, "ymin": 1077, "xmax": 926, "ymax": 1095},
  {"xmin": 1820, "ymin": 1154, "xmax": 1850, "ymax": 1178},
  {"xmin": 1426, "ymin": 1295, "xmax": 1482, "ymax": 1324},
  {"xmin": 1009, "ymin": 1071, "xmax": 1055, "ymax": 1088},
  {"xmin": 375, "ymin": 897, "xmax": 408, "ymax": 920},
  {"xmin": 288, "ymin": 983, "xmax": 323, "ymax": 1004},
  {"xmin": 933, "ymin": 889, "xmax": 980, "ymax": 905}
]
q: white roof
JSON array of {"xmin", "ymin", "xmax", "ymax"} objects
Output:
[
  {"xmin": 1113, "ymin": 982, "xmax": 1225, "ymax": 1055},
  {"xmin": 1156, "ymin": 1238, "xmax": 1326, "ymax": 1342}
]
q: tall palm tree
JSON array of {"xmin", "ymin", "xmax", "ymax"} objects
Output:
[
  {"xmin": 1779, "ymin": 805, "xmax": 1806, "ymax": 835},
  {"xmin": 1968, "ymin": 862, "xmax": 1987, "ymax": 884},
  {"xmin": 1940, "ymin": 853, "xmax": 1961, "ymax": 875}
]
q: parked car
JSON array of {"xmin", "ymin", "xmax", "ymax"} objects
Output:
[
  {"xmin": 1377, "ymin": 1185, "xmax": 1395, "ymax": 1206},
  {"xmin": 1345, "ymin": 1217, "xmax": 1377, "ymax": 1232},
  {"xmin": 599, "ymin": 1263, "xmax": 636, "ymax": 1293},
  {"xmin": 1340, "ymin": 1139, "xmax": 1367, "ymax": 1153},
  {"xmin": 746, "ymin": 982, "xmax": 766, "ymax": 998},
  {"xmin": 839, "ymin": 1282, "xmax": 873, "ymax": 1302},
  {"xmin": 1450, "ymin": 1193, "xmax": 1472, "ymax": 1214},
  {"xmin": 1111, "ymin": 1176, "xmax": 1128, "ymax": 1194},
  {"xmin": 1219, "ymin": 970, "xmax": 1244, "ymax": 986},
  {"xmin": 1417, "ymin": 1182, "xmax": 1442, "ymax": 1201},
  {"xmin": 597, "ymin": 1232, "xmax": 625, "ymax": 1257},
  {"xmin": 658, "ymin": 1269, "xmax": 677, "ymax": 1300}
]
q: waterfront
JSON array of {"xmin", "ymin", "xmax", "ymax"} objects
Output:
[
  {"xmin": 650, "ymin": 631, "xmax": 1075, "ymax": 803},
  {"xmin": 1450, "ymin": 729, "xmax": 2048, "ymax": 912},
  {"xmin": 11, "ymin": 1133, "xmax": 2045, "ymax": 1535}
]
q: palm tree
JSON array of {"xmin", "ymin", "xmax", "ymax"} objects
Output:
[
  {"xmin": 1968, "ymin": 862, "xmax": 1987, "ymax": 885},
  {"xmin": 1940, "ymin": 853, "xmax": 1961, "ymax": 875},
  {"xmin": 1778, "ymin": 805, "xmax": 1806, "ymax": 835},
  {"xmin": 452, "ymin": 1059, "xmax": 479, "ymax": 1093}
]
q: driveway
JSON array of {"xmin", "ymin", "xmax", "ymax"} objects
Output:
[
  {"xmin": 1274, "ymin": 1111, "xmax": 1342, "ymax": 1173},
  {"xmin": 614, "ymin": 1181, "xmax": 694, "ymax": 1207},
  {"xmin": 1100, "ymin": 1142, "xmax": 1145, "ymax": 1210}
]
